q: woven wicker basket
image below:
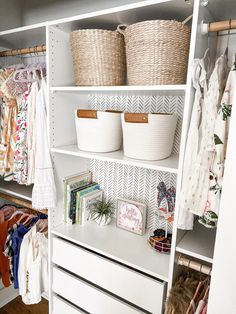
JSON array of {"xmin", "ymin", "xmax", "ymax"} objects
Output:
[
  {"xmin": 118, "ymin": 20, "xmax": 191, "ymax": 85},
  {"xmin": 70, "ymin": 29, "xmax": 126, "ymax": 86}
]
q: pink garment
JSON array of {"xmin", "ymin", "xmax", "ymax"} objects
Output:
[{"xmin": 201, "ymin": 304, "xmax": 208, "ymax": 314}]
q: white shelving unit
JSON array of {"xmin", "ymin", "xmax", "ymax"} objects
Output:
[
  {"xmin": 47, "ymin": 1, "xmax": 194, "ymax": 312},
  {"xmin": 50, "ymin": 85, "xmax": 186, "ymax": 96},
  {"xmin": 52, "ymin": 221, "xmax": 170, "ymax": 281},
  {"xmin": 176, "ymin": 223, "xmax": 216, "ymax": 263},
  {"xmin": 0, "ymin": 0, "xmax": 235, "ymax": 313},
  {"xmin": 0, "ymin": 22, "xmax": 46, "ymax": 49},
  {"xmin": 0, "ymin": 181, "xmax": 33, "ymax": 201},
  {"xmin": 51, "ymin": 145, "xmax": 179, "ymax": 173}
]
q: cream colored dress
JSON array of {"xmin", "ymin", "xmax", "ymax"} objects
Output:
[
  {"xmin": 178, "ymin": 51, "xmax": 210, "ymax": 230},
  {"xmin": 199, "ymin": 68, "xmax": 235, "ymax": 228},
  {"xmin": 178, "ymin": 52, "xmax": 228, "ymax": 230},
  {"xmin": 32, "ymin": 79, "xmax": 56, "ymax": 209}
]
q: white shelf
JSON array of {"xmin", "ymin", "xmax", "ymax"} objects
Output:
[
  {"xmin": 52, "ymin": 221, "xmax": 170, "ymax": 281},
  {"xmin": 0, "ymin": 22, "xmax": 47, "ymax": 49},
  {"xmin": 50, "ymin": 85, "xmax": 186, "ymax": 96},
  {"xmin": 51, "ymin": 145, "xmax": 179, "ymax": 173},
  {"xmin": 49, "ymin": 0, "xmax": 193, "ymax": 30},
  {"xmin": 176, "ymin": 223, "xmax": 216, "ymax": 264},
  {"xmin": 0, "ymin": 181, "xmax": 33, "ymax": 201}
]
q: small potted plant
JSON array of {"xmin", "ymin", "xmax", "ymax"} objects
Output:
[{"xmin": 89, "ymin": 200, "xmax": 114, "ymax": 226}]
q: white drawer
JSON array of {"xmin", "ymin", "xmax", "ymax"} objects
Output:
[
  {"xmin": 52, "ymin": 237, "xmax": 165, "ymax": 313},
  {"xmin": 53, "ymin": 267, "xmax": 144, "ymax": 314},
  {"xmin": 53, "ymin": 295, "xmax": 85, "ymax": 314}
]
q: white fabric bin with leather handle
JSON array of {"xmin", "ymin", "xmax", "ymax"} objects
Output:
[
  {"xmin": 75, "ymin": 109, "xmax": 122, "ymax": 152},
  {"xmin": 122, "ymin": 112, "xmax": 177, "ymax": 160}
]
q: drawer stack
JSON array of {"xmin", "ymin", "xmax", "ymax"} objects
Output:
[{"xmin": 52, "ymin": 237, "xmax": 166, "ymax": 314}]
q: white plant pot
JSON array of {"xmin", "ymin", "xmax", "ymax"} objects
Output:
[
  {"xmin": 75, "ymin": 109, "xmax": 122, "ymax": 153},
  {"xmin": 95, "ymin": 215, "xmax": 112, "ymax": 226}
]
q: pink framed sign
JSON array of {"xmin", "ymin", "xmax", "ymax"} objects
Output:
[{"xmin": 116, "ymin": 198, "xmax": 147, "ymax": 235}]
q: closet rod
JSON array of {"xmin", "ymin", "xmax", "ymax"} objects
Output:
[
  {"xmin": 177, "ymin": 255, "xmax": 211, "ymax": 276},
  {"xmin": 202, "ymin": 19, "xmax": 236, "ymax": 34},
  {"xmin": 0, "ymin": 192, "xmax": 47, "ymax": 215},
  {"xmin": 0, "ymin": 44, "xmax": 46, "ymax": 57}
]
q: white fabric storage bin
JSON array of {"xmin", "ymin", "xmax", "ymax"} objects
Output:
[
  {"xmin": 122, "ymin": 113, "xmax": 177, "ymax": 160},
  {"xmin": 75, "ymin": 110, "xmax": 122, "ymax": 152}
]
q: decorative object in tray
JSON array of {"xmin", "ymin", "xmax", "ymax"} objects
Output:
[
  {"xmin": 156, "ymin": 181, "xmax": 176, "ymax": 223},
  {"xmin": 70, "ymin": 28, "xmax": 126, "ymax": 86},
  {"xmin": 148, "ymin": 181, "xmax": 176, "ymax": 254},
  {"xmin": 89, "ymin": 199, "xmax": 114, "ymax": 226},
  {"xmin": 117, "ymin": 19, "xmax": 191, "ymax": 85},
  {"xmin": 148, "ymin": 229, "xmax": 172, "ymax": 254},
  {"xmin": 63, "ymin": 171, "xmax": 102, "ymax": 225},
  {"xmin": 75, "ymin": 109, "xmax": 122, "ymax": 153},
  {"xmin": 122, "ymin": 112, "xmax": 177, "ymax": 160},
  {"xmin": 116, "ymin": 198, "xmax": 147, "ymax": 235}
]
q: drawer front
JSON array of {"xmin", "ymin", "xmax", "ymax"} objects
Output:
[
  {"xmin": 52, "ymin": 237, "xmax": 164, "ymax": 314},
  {"xmin": 53, "ymin": 295, "xmax": 85, "ymax": 314},
  {"xmin": 53, "ymin": 267, "xmax": 144, "ymax": 314}
]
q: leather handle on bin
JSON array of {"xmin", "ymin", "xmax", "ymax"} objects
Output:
[
  {"xmin": 106, "ymin": 110, "xmax": 123, "ymax": 113},
  {"xmin": 124, "ymin": 113, "xmax": 148, "ymax": 123},
  {"xmin": 77, "ymin": 110, "xmax": 97, "ymax": 119}
]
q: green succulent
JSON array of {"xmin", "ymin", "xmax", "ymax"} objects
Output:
[{"xmin": 89, "ymin": 200, "xmax": 114, "ymax": 223}]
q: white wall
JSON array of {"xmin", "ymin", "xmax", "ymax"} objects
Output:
[
  {"xmin": 0, "ymin": 0, "xmax": 21, "ymax": 31},
  {"xmin": 21, "ymin": 0, "xmax": 145, "ymax": 25}
]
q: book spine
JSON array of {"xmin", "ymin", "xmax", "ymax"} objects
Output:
[{"xmin": 76, "ymin": 185, "xmax": 100, "ymax": 224}]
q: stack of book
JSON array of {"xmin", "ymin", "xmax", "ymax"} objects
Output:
[{"xmin": 63, "ymin": 171, "xmax": 102, "ymax": 224}]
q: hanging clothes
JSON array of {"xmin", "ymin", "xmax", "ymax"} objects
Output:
[
  {"xmin": 0, "ymin": 204, "xmax": 48, "ymax": 303},
  {"xmin": 13, "ymin": 88, "xmax": 30, "ymax": 184},
  {"xmin": 178, "ymin": 51, "xmax": 228, "ymax": 230},
  {"xmin": 0, "ymin": 69, "xmax": 18, "ymax": 177},
  {"xmin": 27, "ymin": 81, "xmax": 39, "ymax": 185},
  {"xmin": 165, "ymin": 267, "xmax": 210, "ymax": 314},
  {"xmin": 194, "ymin": 286, "xmax": 209, "ymax": 314},
  {"xmin": 178, "ymin": 51, "xmax": 210, "ymax": 230},
  {"xmin": 0, "ymin": 64, "xmax": 56, "ymax": 209},
  {"xmin": 18, "ymin": 224, "xmax": 48, "ymax": 305},
  {"xmin": 0, "ymin": 214, "xmax": 21, "ymax": 287},
  {"xmin": 199, "ymin": 68, "xmax": 236, "ymax": 228},
  {"xmin": 32, "ymin": 78, "xmax": 56, "ymax": 209}
]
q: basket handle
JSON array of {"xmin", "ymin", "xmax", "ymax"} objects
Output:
[
  {"xmin": 124, "ymin": 113, "xmax": 148, "ymax": 123},
  {"xmin": 182, "ymin": 14, "xmax": 193, "ymax": 25},
  {"xmin": 117, "ymin": 24, "xmax": 128, "ymax": 35},
  {"xmin": 77, "ymin": 109, "xmax": 97, "ymax": 119},
  {"xmin": 106, "ymin": 110, "xmax": 123, "ymax": 113}
]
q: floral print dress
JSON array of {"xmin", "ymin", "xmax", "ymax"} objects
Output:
[
  {"xmin": 199, "ymin": 68, "xmax": 235, "ymax": 228},
  {"xmin": 13, "ymin": 90, "xmax": 30, "ymax": 184},
  {"xmin": 0, "ymin": 69, "xmax": 18, "ymax": 177},
  {"xmin": 182, "ymin": 52, "xmax": 228, "ymax": 222}
]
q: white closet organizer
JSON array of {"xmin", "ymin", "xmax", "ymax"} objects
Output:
[{"xmin": 0, "ymin": 0, "xmax": 235, "ymax": 313}]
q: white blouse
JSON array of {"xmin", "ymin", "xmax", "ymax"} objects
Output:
[{"xmin": 18, "ymin": 225, "xmax": 48, "ymax": 305}]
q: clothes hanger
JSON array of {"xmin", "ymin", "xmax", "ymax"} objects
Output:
[
  {"xmin": 36, "ymin": 219, "xmax": 48, "ymax": 233},
  {"xmin": 16, "ymin": 212, "xmax": 31, "ymax": 224},
  {"xmin": 8, "ymin": 210, "xmax": 25, "ymax": 221},
  {"xmin": 21, "ymin": 213, "xmax": 37, "ymax": 226}
]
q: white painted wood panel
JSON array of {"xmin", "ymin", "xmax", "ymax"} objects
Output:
[
  {"xmin": 53, "ymin": 237, "xmax": 165, "ymax": 313},
  {"xmin": 52, "ymin": 221, "xmax": 170, "ymax": 281},
  {"xmin": 207, "ymin": 65, "xmax": 236, "ymax": 314},
  {"xmin": 52, "ymin": 295, "xmax": 85, "ymax": 314},
  {"xmin": 176, "ymin": 223, "xmax": 216, "ymax": 263},
  {"xmin": 51, "ymin": 145, "xmax": 179, "ymax": 173},
  {"xmin": 0, "ymin": 181, "xmax": 32, "ymax": 201},
  {"xmin": 0, "ymin": 285, "xmax": 18, "ymax": 308},
  {"xmin": 52, "ymin": 267, "xmax": 145, "ymax": 314}
]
